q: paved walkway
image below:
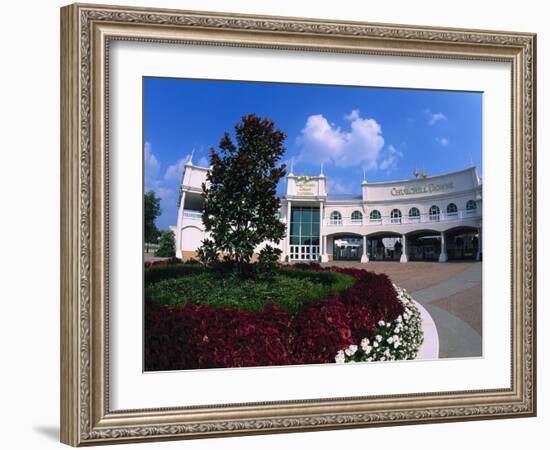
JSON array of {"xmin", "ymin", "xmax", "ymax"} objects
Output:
[
  {"xmin": 321, "ymin": 261, "xmax": 474, "ymax": 292},
  {"xmin": 411, "ymin": 264, "xmax": 482, "ymax": 358},
  {"xmin": 322, "ymin": 261, "xmax": 482, "ymax": 359}
]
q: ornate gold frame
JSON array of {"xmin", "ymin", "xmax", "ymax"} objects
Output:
[{"xmin": 60, "ymin": 3, "xmax": 536, "ymax": 446}]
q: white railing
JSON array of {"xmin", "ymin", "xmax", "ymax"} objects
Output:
[
  {"xmin": 324, "ymin": 209, "xmax": 480, "ymax": 227},
  {"xmin": 182, "ymin": 210, "xmax": 203, "ymax": 220}
]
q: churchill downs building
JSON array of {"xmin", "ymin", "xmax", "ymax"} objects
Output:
[{"xmin": 174, "ymin": 159, "xmax": 482, "ymax": 263}]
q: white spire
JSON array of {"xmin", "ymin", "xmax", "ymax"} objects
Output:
[
  {"xmin": 289, "ymin": 158, "xmax": 295, "ymax": 176},
  {"xmin": 320, "ymin": 161, "xmax": 324, "ymax": 177},
  {"xmin": 362, "ymin": 167, "xmax": 367, "ymax": 184},
  {"xmin": 187, "ymin": 148, "xmax": 195, "ymax": 166}
]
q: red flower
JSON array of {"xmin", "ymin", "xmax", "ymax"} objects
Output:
[{"xmin": 144, "ymin": 267, "xmax": 404, "ymax": 370}]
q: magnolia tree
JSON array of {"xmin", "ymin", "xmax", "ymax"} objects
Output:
[{"xmin": 198, "ymin": 114, "xmax": 287, "ymax": 274}]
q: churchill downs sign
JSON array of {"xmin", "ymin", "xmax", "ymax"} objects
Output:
[
  {"xmin": 296, "ymin": 176, "xmax": 316, "ymax": 195},
  {"xmin": 390, "ymin": 181, "xmax": 454, "ymax": 197}
]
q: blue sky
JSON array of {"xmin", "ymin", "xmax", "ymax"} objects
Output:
[{"xmin": 144, "ymin": 77, "xmax": 482, "ymax": 230}]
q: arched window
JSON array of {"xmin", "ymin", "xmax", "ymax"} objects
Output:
[
  {"xmin": 330, "ymin": 210, "xmax": 342, "ymax": 225},
  {"xmin": 369, "ymin": 210, "xmax": 381, "ymax": 221},
  {"xmin": 446, "ymin": 203, "xmax": 458, "ymax": 216},
  {"xmin": 429, "ymin": 205, "xmax": 440, "ymax": 221},
  {"xmin": 408, "ymin": 207, "xmax": 420, "ymax": 221},
  {"xmin": 351, "ymin": 210, "xmax": 363, "ymax": 224},
  {"xmin": 466, "ymin": 200, "xmax": 477, "ymax": 214},
  {"xmin": 390, "ymin": 208, "xmax": 402, "ymax": 224}
]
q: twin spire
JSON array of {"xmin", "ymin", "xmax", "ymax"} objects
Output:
[
  {"xmin": 288, "ymin": 159, "xmax": 325, "ymax": 177},
  {"xmin": 413, "ymin": 164, "xmax": 427, "ymax": 179}
]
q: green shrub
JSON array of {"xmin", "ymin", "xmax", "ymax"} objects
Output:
[
  {"xmin": 155, "ymin": 230, "xmax": 176, "ymax": 257},
  {"xmin": 144, "ymin": 263, "xmax": 205, "ymax": 286},
  {"xmin": 256, "ymin": 245, "xmax": 282, "ymax": 278}
]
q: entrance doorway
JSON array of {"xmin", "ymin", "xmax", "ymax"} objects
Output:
[
  {"xmin": 366, "ymin": 235, "xmax": 403, "ymax": 261},
  {"xmin": 289, "ymin": 206, "xmax": 320, "ymax": 261},
  {"xmin": 333, "ymin": 236, "xmax": 363, "ymax": 261},
  {"xmin": 446, "ymin": 228, "xmax": 479, "ymax": 260}
]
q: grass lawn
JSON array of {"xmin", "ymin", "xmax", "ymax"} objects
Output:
[{"xmin": 145, "ymin": 267, "xmax": 355, "ymax": 314}]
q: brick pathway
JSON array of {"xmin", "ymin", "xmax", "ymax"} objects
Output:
[
  {"xmin": 321, "ymin": 260, "xmax": 482, "ymax": 359},
  {"xmin": 321, "ymin": 261, "xmax": 474, "ymax": 292},
  {"xmin": 431, "ymin": 285, "xmax": 482, "ymax": 335}
]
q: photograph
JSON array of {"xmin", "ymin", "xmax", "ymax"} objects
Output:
[{"xmin": 142, "ymin": 78, "xmax": 483, "ymax": 371}]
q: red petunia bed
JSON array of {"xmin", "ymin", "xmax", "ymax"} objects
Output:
[{"xmin": 145, "ymin": 266, "xmax": 406, "ymax": 371}]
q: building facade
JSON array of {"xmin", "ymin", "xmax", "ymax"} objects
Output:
[{"xmin": 175, "ymin": 161, "xmax": 482, "ymax": 263}]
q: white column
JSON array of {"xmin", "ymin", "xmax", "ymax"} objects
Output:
[
  {"xmin": 476, "ymin": 227, "xmax": 482, "ymax": 260},
  {"xmin": 361, "ymin": 235, "xmax": 369, "ymax": 263},
  {"xmin": 320, "ymin": 202, "xmax": 326, "ymax": 261},
  {"xmin": 321, "ymin": 236, "xmax": 329, "ymax": 262},
  {"xmin": 286, "ymin": 200, "xmax": 292, "ymax": 261},
  {"xmin": 175, "ymin": 190, "xmax": 186, "ymax": 259},
  {"xmin": 400, "ymin": 234, "xmax": 408, "ymax": 262},
  {"xmin": 439, "ymin": 231, "xmax": 448, "ymax": 262}
]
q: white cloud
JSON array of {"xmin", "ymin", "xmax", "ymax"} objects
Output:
[
  {"xmin": 425, "ymin": 110, "xmax": 448, "ymax": 125},
  {"xmin": 296, "ymin": 110, "xmax": 385, "ymax": 169},
  {"xmin": 328, "ymin": 178, "xmax": 359, "ymax": 196},
  {"xmin": 344, "ymin": 109, "xmax": 361, "ymax": 121},
  {"xmin": 436, "ymin": 137, "xmax": 450, "ymax": 146},
  {"xmin": 379, "ymin": 145, "xmax": 403, "ymax": 171},
  {"xmin": 144, "ymin": 141, "xmax": 160, "ymax": 188},
  {"xmin": 164, "ymin": 153, "xmax": 211, "ymax": 182},
  {"xmin": 197, "ymin": 156, "xmax": 210, "ymax": 167},
  {"xmin": 144, "ymin": 142, "xmax": 191, "ymax": 230},
  {"xmin": 164, "ymin": 155, "xmax": 191, "ymax": 181}
]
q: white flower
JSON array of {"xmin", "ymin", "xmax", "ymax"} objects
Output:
[
  {"xmin": 373, "ymin": 341, "xmax": 379, "ymax": 348},
  {"xmin": 396, "ymin": 315, "xmax": 403, "ymax": 323},
  {"xmin": 335, "ymin": 350, "xmax": 346, "ymax": 364},
  {"xmin": 387, "ymin": 336, "xmax": 394, "ymax": 344},
  {"xmin": 386, "ymin": 323, "xmax": 391, "ymax": 328},
  {"xmin": 378, "ymin": 320, "xmax": 385, "ymax": 326},
  {"xmin": 376, "ymin": 335, "xmax": 383, "ymax": 342},
  {"xmin": 361, "ymin": 338, "xmax": 371, "ymax": 353},
  {"xmin": 345, "ymin": 344, "xmax": 358, "ymax": 356}
]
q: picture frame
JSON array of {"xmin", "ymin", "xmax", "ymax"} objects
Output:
[{"xmin": 60, "ymin": 2, "xmax": 536, "ymax": 446}]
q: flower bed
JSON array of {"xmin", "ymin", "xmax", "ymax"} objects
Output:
[
  {"xmin": 144, "ymin": 264, "xmax": 424, "ymax": 371},
  {"xmin": 335, "ymin": 285, "xmax": 424, "ymax": 363}
]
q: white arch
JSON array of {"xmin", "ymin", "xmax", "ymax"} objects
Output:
[{"xmin": 180, "ymin": 226, "xmax": 205, "ymax": 251}]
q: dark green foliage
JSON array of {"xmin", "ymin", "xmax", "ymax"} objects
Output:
[
  {"xmin": 196, "ymin": 238, "xmax": 218, "ymax": 266},
  {"xmin": 144, "ymin": 263, "xmax": 205, "ymax": 286},
  {"xmin": 154, "ymin": 230, "xmax": 176, "ymax": 257},
  {"xmin": 198, "ymin": 114, "xmax": 287, "ymax": 272},
  {"xmin": 144, "ymin": 191, "xmax": 161, "ymax": 243},
  {"xmin": 145, "ymin": 268, "xmax": 354, "ymax": 315},
  {"xmin": 256, "ymin": 245, "xmax": 282, "ymax": 278}
]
